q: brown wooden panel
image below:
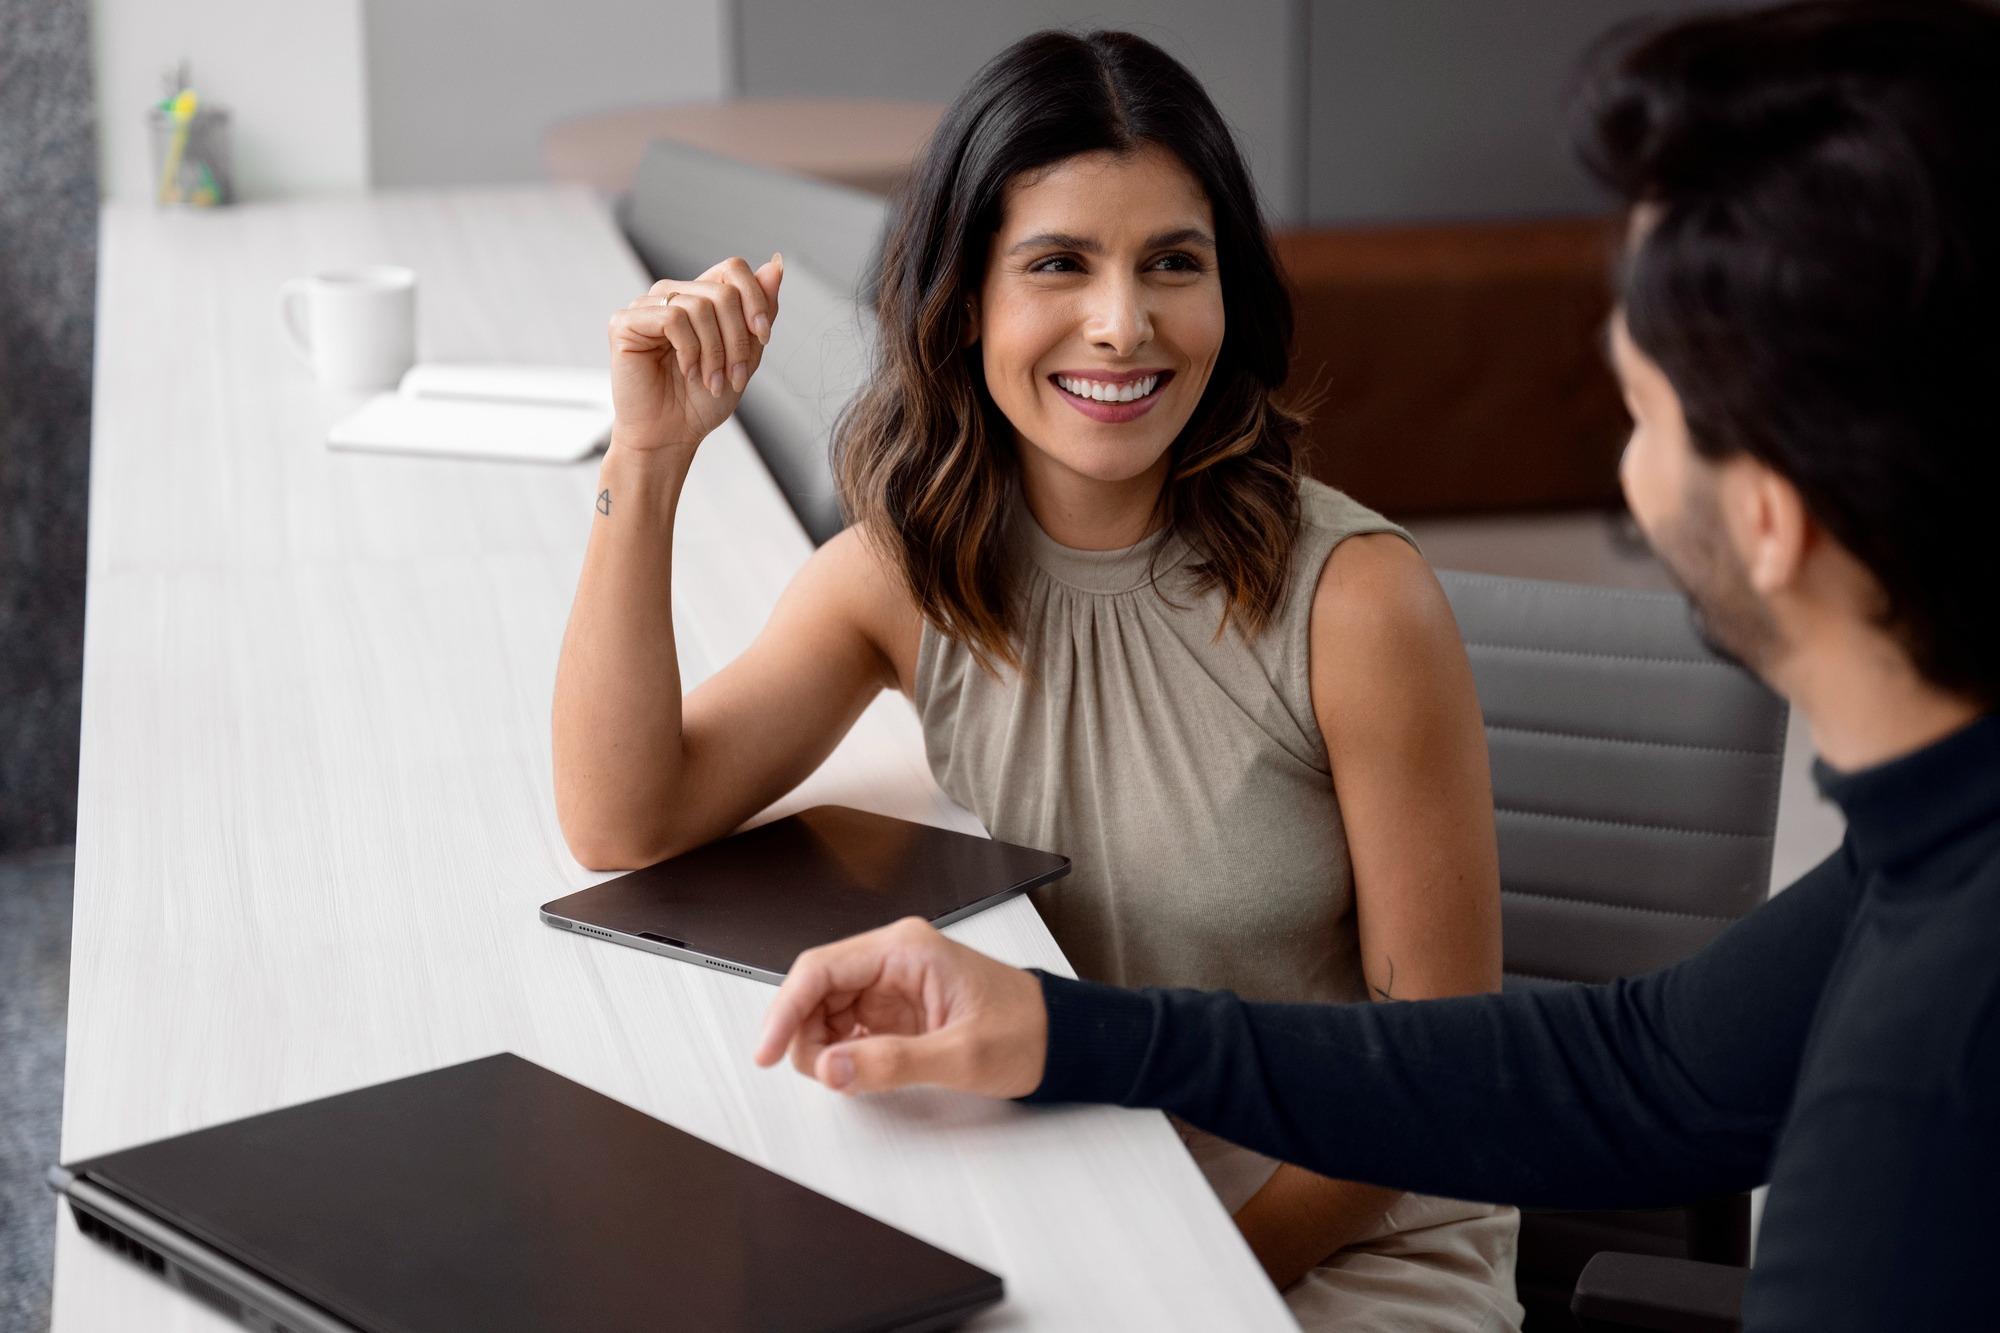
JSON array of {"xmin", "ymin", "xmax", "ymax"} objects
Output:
[{"xmin": 1275, "ymin": 217, "xmax": 1629, "ymax": 517}]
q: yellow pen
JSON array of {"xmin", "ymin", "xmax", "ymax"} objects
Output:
[{"xmin": 157, "ymin": 88, "xmax": 198, "ymax": 205}]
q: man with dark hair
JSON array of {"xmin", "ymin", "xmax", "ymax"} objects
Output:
[{"xmin": 753, "ymin": 2, "xmax": 2000, "ymax": 1327}]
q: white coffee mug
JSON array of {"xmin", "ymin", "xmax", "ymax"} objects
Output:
[{"xmin": 278, "ymin": 265, "xmax": 417, "ymax": 390}]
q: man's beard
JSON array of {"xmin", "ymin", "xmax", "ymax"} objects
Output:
[{"xmin": 1646, "ymin": 478, "xmax": 1785, "ymax": 678}]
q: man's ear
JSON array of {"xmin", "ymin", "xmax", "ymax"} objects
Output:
[{"xmin": 1734, "ymin": 459, "xmax": 1811, "ymax": 596}]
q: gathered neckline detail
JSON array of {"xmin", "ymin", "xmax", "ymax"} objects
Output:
[{"xmin": 1011, "ymin": 499, "xmax": 1196, "ymax": 596}]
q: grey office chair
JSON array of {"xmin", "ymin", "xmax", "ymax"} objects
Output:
[
  {"xmin": 620, "ymin": 140, "xmax": 890, "ymax": 544},
  {"xmin": 1438, "ymin": 570, "xmax": 1790, "ymax": 1332}
]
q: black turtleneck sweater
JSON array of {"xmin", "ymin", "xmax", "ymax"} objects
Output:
[{"xmin": 1023, "ymin": 714, "xmax": 2000, "ymax": 1331}]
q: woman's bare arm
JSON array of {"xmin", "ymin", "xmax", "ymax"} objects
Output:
[
  {"xmin": 1317, "ymin": 534, "xmax": 1503, "ymax": 1002},
  {"xmin": 552, "ymin": 254, "xmax": 918, "ymax": 869},
  {"xmin": 1229, "ymin": 532, "xmax": 1504, "ymax": 1289},
  {"xmin": 554, "ymin": 463, "xmax": 915, "ymax": 868}
]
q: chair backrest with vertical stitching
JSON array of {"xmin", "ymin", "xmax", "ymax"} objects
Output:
[{"xmin": 1437, "ymin": 569, "xmax": 1788, "ymax": 1323}]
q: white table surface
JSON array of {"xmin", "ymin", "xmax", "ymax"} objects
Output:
[{"xmin": 52, "ymin": 185, "xmax": 1295, "ymax": 1332}]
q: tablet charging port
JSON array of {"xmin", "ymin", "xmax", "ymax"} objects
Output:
[{"xmin": 638, "ymin": 932, "xmax": 689, "ymax": 950}]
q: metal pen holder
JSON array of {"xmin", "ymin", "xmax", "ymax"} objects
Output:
[{"xmin": 148, "ymin": 104, "xmax": 232, "ymax": 207}]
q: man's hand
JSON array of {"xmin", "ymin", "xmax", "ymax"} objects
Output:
[{"xmin": 753, "ymin": 917, "xmax": 1049, "ymax": 1098}]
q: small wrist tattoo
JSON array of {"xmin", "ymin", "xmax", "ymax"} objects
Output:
[{"xmin": 596, "ymin": 489, "xmax": 612, "ymax": 516}]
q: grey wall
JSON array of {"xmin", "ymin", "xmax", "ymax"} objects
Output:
[
  {"xmin": 363, "ymin": 0, "xmax": 728, "ymax": 188},
  {"xmin": 1304, "ymin": 0, "xmax": 1733, "ymax": 225},
  {"xmin": 738, "ymin": 0, "xmax": 1741, "ymax": 228},
  {"xmin": 1, "ymin": 0, "xmax": 97, "ymax": 853},
  {"xmin": 736, "ymin": 0, "xmax": 1308, "ymax": 222}
]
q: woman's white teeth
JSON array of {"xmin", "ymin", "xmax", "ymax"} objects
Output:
[{"xmin": 1056, "ymin": 374, "xmax": 1158, "ymax": 403}]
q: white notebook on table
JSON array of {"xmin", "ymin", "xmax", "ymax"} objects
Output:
[{"xmin": 327, "ymin": 364, "xmax": 614, "ymax": 463}]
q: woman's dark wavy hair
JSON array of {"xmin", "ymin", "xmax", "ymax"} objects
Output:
[
  {"xmin": 1573, "ymin": 0, "xmax": 2000, "ymax": 705},
  {"xmin": 832, "ymin": 29, "xmax": 1304, "ymax": 669}
]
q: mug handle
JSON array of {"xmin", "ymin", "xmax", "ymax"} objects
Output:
[{"xmin": 277, "ymin": 278, "xmax": 315, "ymax": 370}]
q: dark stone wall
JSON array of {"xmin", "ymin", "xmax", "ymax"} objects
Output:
[{"xmin": 0, "ymin": 0, "xmax": 96, "ymax": 853}]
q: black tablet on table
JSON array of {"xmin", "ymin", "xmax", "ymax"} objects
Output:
[{"xmin": 540, "ymin": 805, "xmax": 1071, "ymax": 984}]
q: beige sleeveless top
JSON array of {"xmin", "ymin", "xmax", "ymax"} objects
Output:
[
  {"xmin": 913, "ymin": 479, "xmax": 1524, "ymax": 1332},
  {"xmin": 914, "ymin": 478, "xmax": 1407, "ymax": 1003}
]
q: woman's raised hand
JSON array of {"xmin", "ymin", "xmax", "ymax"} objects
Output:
[{"xmin": 607, "ymin": 253, "xmax": 784, "ymax": 455}]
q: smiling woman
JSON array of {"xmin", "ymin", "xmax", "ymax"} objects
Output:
[
  {"xmin": 974, "ymin": 151, "xmax": 1218, "ymax": 494},
  {"xmin": 835, "ymin": 36, "xmax": 1306, "ymax": 669},
  {"xmin": 553, "ymin": 28, "xmax": 1518, "ymax": 1331}
]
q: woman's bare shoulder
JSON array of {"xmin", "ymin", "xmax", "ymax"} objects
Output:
[
  {"xmin": 804, "ymin": 522, "xmax": 924, "ymax": 688},
  {"xmin": 1304, "ymin": 530, "xmax": 1474, "ymax": 761},
  {"xmin": 811, "ymin": 522, "xmax": 915, "ymax": 607},
  {"xmin": 1309, "ymin": 531, "xmax": 1457, "ymax": 666}
]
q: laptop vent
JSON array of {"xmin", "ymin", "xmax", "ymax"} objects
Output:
[
  {"xmin": 702, "ymin": 957, "xmax": 752, "ymax": 977},
  {"xmin": 72, "ymin": 1205, "xmax": 167, "ymax": 1276},
  {"xmin": 73, "ymin": 1202, "xmax": 287, "ymax": 1326}
]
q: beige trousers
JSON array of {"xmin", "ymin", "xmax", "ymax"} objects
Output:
[{"xmin": 1180, "ymin": 1123, "xmax": 1525, "ymax": 1333}]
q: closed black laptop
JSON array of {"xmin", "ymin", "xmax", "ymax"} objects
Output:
[{"xmin": 50, "ymin": 1053, "xmax": 1003, "ymax": 1332}]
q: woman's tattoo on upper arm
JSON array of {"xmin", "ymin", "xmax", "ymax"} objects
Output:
[
  {"xmin": 1372, "ymin": 956, "xmax": 1396, "ymax": 1002},
  {"xmin": 596, "ymin": 489, "xmax": 612, "ymax": 516}
]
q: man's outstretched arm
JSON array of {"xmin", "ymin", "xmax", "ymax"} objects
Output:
[
  {"xmin": 758, "ymin": 850, "xmax": 1856, "ymax": 1214},
  {"xmin": 1027, "ymin": 849, "xmax": 1855, "ymax": 1210}
]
